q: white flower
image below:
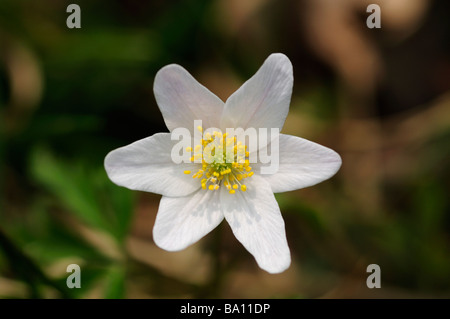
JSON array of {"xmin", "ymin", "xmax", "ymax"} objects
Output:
[{"xmin": 104, "ymin": 53, "xmax": 342, "ymax": 274}]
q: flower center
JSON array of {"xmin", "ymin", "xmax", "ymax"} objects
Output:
[{"xmin": 183, "ymin": 126, "xmax": 254, "ymax": 194}]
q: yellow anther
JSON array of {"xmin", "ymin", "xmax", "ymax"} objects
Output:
[
  {"xmin": 194, "ymin": 171, "xmax": 203, "ymax": 178},
  {"xmin": 183, "ymin": 127, "xmax": 255, "ymax": 190}
]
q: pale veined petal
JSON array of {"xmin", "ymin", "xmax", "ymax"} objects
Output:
[
  {"xmin": 104, "ymin": 133, "xmax": 200, "ymax": 197},
  {"xmin": 221, "ymin": 53, "xmax": 293, "ymax": 133},
  {"xmin": 254, "ymin": 134, "xmax": 342, "ymax": 193},
  {"xmin": 153, "ymin": 189, "xmax": 223, "ymax": 251},
  {"xmin": 154, "ymin": 64, "xmax": 224, "ymax": 134},
  {"xmin": 220, "ymin": 175, "xmax": 291, "ymax": 274}
]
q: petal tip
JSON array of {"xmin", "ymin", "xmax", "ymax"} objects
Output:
[
  {"xmin": 258, "ymin": 254, "xmax": 292, "ymax": 274},
  {"xmin": 152, "ymin": 231, "xmax": 185, "ymax": 252},
  {"xmin": 266, "ymin": 53, "xmax": 293, "ymax": 73},
  {"xmin": 153, "ymin": 64, "xmax": 186, "ymax": 87}
]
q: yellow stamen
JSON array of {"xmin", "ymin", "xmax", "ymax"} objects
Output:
[{"xmin": 182, "ymin": 129, "xmax": 255, "ymax": 192}]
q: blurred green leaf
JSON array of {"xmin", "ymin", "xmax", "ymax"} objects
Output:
[
  {"xmin": 0, "ymin": 228, "xmax": 70, "ymax": 298},
  {"xmin": 54, "ymin": 263, "xmax": 108, "ymax": 299},
  {"xmin": 49, "ymin": 30, "xmax": 160, "ymax": 66},
  {"xmin": 103, "ymin": 265, "xmax": 125, "ymax": 299},
  {"xmin": 101, "ymin": 176, "xmax": 134, "ymax": 242},
  {"xmin": 275, "ymin": 193, "xmax": 325, "ymax": 235},
  {"xmin": 24, "ymin": 221, "xmax": 109, "ymax": 265},
  {"xmin": 30, "ymin": 147, "xmax": 109, "ymax": 231},
  {"xmin": 29, "ymin": 146, "xmax": 134, "ymax": 244}
]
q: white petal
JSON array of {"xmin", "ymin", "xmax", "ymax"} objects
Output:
[
  {"xmin": 154, "ymin": 64, "xmax": 224, "ymax": 133},
  {"xmin": 153, "ymin": 189, "xmax": 223, "ymax": 251},
  {"xmin": 255, "ymin": 134, "xmax": 342, "ymax": 193},
  {"xmin": 221, "ymin": 53, "xmax": 293, "ymax": 131},
  {"xmin": 221, "ymin": 175, "xmax": 291, "ymax": 273},
  {"xmin": 104, "ymin": 133, "xmax": 200, "ymax": 197}
]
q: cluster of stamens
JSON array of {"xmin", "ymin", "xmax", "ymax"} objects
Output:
[{"xmin": 183, "ymin": 126, "xmax": 254, "ymax": 194}]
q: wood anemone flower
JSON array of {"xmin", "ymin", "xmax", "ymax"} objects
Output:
[{"xmin": 104, "ymin": 53, "xmax": 342, "ymax": 274}]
